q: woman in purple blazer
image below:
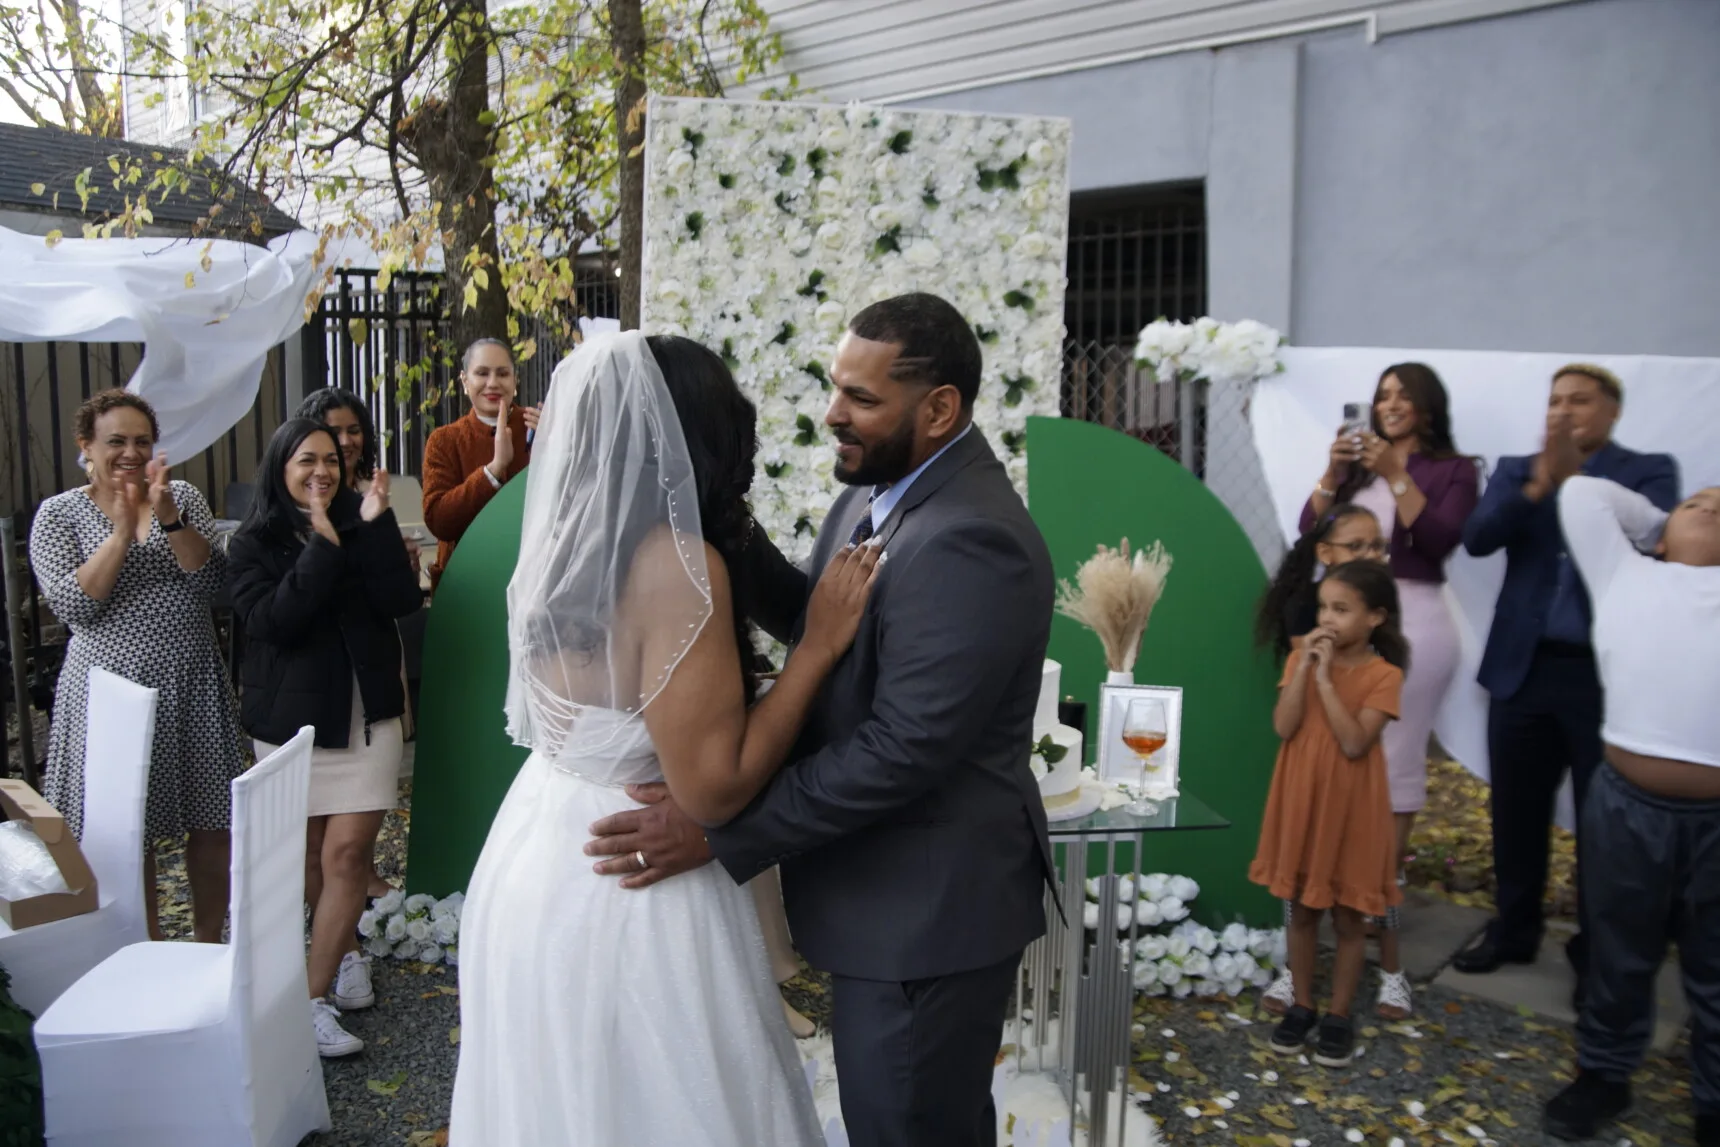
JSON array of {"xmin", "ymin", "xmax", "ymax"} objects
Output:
[
  {"xmin": 1301, "ymin": 363, "xmax": 1479, "ymax": 1002},
  {"xmin": 1304, "ymin": 363, "xmax": 1479, "ymax": 814}
]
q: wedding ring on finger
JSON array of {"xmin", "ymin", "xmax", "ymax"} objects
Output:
[{"xmin": 635, "ymin": 850, "xmax": 649, "ymax": 871}]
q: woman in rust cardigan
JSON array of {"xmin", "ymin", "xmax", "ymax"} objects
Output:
[{"xmin": 422, "ymin": 338, "xmax": 538, "ymax": 592}]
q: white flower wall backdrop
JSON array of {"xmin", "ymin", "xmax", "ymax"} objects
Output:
[{"xmin": 641, "ymin": 96, "xmax": 1072, "ymax": 561}]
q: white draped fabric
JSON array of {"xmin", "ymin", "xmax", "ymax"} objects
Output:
[
  {"xmin": 1252, "ymin": 346, "xmax": 1720, "ymax": 818},
  {"xmin": 0, "ymin": 225, "xmax": 327, "ymax": 461}
]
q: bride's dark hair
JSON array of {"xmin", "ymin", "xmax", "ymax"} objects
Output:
[{"xmin": 646, "ymin": 335, "xmax": 762, "ymax": 705}]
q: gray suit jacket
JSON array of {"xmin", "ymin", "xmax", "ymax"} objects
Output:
[{"xmin": 711, "ymin": 427, "xmax": 1056, "ymax": 982}]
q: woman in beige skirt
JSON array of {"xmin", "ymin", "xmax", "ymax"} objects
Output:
[{"xmin": 227, "ymin": 418, "xmax": 424, "ymax": 1058}]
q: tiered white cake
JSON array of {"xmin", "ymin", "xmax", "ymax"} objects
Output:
[{"xmin": 1030, "ymin": 660, "xmax": 1085, "ymax": 811}]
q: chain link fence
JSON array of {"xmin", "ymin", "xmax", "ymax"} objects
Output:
[{"xmin": 1062, "ymin": 340, "xmax": 1286, "ymax": 571}]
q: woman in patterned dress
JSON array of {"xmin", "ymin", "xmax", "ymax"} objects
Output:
[{"xmin": 29, "ymin": 390, "xmax": 247, "ymax": 944}]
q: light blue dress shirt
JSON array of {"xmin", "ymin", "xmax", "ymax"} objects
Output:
[{"xmin": 867, "ymin": 423, "xmax": 972, "ymax": 532}]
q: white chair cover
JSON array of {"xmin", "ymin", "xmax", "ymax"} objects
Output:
[
  {"xmin": 0, "ymin": 667, "xmax": 154, "ymax": 1017},
  {"xmin": 33, "ymin": 727, "xmax": 331, "ymax": 1147}
]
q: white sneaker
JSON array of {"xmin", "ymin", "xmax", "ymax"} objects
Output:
[
  {"xmin": 332, "ymin": 950, "xmax": 375, "ymax": 1010},
  {"xmin": 1376, "ymin": 969, "xmax": 1414, "ymax": 1019},
  {"xmin": 311, "ymin": 997, "xmax": 364, "ymax": 1058},
  {"xmin": 1262, "ymin": 968, "xmax": 1295, "ymax": 1016}
]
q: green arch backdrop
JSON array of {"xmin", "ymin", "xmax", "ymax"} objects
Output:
[{"xmin": 407, "ymin": 415, "xmax": 1281, "ymax": 925}]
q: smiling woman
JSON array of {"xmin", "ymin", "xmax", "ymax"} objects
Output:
[
  {"xmin": 420, "ymin": 339, "xmax": 537, "ymax": 593},
  {"xmin": 28, "ymin": 388, "xmax": 247, "ymax": 947}
]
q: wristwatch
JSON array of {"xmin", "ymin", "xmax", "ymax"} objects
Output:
[
  {"xmin": 161, "ymin": 517, "xmax": 186, "ymax": 533},
  {"xmin": 1390, "ymin": 478, "xmax": 1410, "ymax": 497}
]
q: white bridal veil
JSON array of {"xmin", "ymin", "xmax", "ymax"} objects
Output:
[{"xmin": 502, "ymin": 331, "xmax": 713, "ymax": 758}]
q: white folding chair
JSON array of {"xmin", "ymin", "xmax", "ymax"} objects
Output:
[
  {"xmin": 0, "ymin": 667, "xmax": 155, "ymax": 1017},
  {"xmin": 34, "ymin": 727, "xmax": 331, "ymax": 1147}
]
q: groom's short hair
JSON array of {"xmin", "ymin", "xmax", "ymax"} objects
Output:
[{"xmin": 849, "ymin": 293, "xmax": 982, "ymax": 408}]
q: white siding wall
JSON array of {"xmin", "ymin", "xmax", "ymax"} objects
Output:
[{"xmin": 752, "ymin": 0, "xmax": 1581, "ymax": 103}]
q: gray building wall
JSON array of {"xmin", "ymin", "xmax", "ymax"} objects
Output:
[{"xmin": 904, "ymin": 0, "xmax": 1720, "ymax": 358}]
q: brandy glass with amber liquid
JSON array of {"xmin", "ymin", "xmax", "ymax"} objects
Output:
[{"xmin": 1121, "ymin": 697, "xmax": 1168, "ymax": 815}]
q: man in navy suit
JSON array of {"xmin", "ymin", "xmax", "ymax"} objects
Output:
[{"xmin": 1457, "ymin": 365, "xmax": 1678, "ymax": 981}]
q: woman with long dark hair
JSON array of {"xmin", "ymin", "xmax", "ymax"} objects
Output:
[
  {"xmin": 450, "ymin": 333, "xmax": 878, "ymax": 1146},
  {"xmin": 296, "ymin": 386, "xmax": 412, "ymax": 900},
  {"xmin": 1301, "ymin": 363, "xmax": 1479, "ymax": 1009},
  {"xmin": 227, "ymin": 419, "xmax": 423, "ymax": 1058}
]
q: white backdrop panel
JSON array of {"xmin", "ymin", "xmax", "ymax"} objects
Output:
[{"xmin": 1253, "ymin": 347, "xmax": 1720, "ymax": 810}]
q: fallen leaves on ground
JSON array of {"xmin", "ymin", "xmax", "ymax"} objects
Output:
[
  {"xmin": 366, "ymin": 1071, "xmax": 408, "ymax": 1098},
  {"xmin": 1406, "ymin": 757, "xmax": 1576, "ymax": 917}
]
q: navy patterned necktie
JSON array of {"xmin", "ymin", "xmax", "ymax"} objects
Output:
[{"xmin": 848, "ymin": 488, "xmax": 881, "ymax": 546}]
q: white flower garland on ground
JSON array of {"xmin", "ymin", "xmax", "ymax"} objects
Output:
[
  {"xmin": 358, "ymin": 890, "xmax": 463, "ymax": 966},
  {"xmin": 1134, "ymin": 317, "xmax": 1285, "ymax": 387},
  {"xmin": 641, "ymin": 96, "xmax": 1072, "ymax": 561},
  {"xmin": 1082, "ymin": 873, "xmax": 1286, "ymax": 999}
]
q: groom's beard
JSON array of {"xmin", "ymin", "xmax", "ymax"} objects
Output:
[{"xmin": 833, "ymin": 414, "xmax": 918, "ymax": 487}]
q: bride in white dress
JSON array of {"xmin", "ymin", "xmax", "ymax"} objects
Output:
[{"xmin": 449, "ymin": 331, "xmax": 878, "ymax": 1146}]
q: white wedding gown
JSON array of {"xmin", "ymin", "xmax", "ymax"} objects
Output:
[{"xmin": 448, "ymin": 711, "xmax": 824, "ymax": 1146}]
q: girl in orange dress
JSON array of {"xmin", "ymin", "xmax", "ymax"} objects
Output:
[{"xmin": 1249, "ymin": 560, "xmax": 1407, "ymax": 1068}]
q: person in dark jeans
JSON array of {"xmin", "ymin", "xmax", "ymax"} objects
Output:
[{"xmin": 1457, "ymin": 365, "xmax": 1677, "ymax": 992}]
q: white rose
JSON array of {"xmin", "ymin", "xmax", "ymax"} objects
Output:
[
  {"xmin": 1250, "ymin": 965, "xmax": 1274, "ymax": 988},
  {"xmin": 1014, "ymin": 232, "xmax": 1052, "ymax": 260},
  {"xmin": 1157, "ymin": 960, "xmax": 1184, "ymax": 987},
  {"xmin": 417, "ymin": 944, "xmax": 443, "ymax": 965},
  {"xmin": 656, "ymin": 279, "xmax": 687, "ymax": 306},
  {"xmin": 356, "ymin": 910, "xmax": 379, "ymax": 939},
  {"xmin": 784, "ymin": 224, "xmax": 813, "ymax": 255},
  {"xmin": 1139, "ymin": 873, "xmax": 1170, "ymax": 901},
  {"xmin": 1116, "ymin": 875, "xmax": 1137, "ymax": 903},
  {"xmin": 1022, "ymin": 185, "xmax": 1051, "ymax": 212},
  {"xmin": 663, "ymin": 148, "xmax": 696, "ymax": 182},
  {"xmin": 1114, "ymin": 904, "xmax": 1134, "ymax": 932},
  {"xmin": 1222, "ymin": 978, "xmax": 1247, "ymax": 998},
  {"xmin": 1081, "ymin": 902, "xmax": 1100, "ymax": 931},
  {"xmin": 1025, "ymin": 138, "xmax": 1056, "ymax": 167},
  {"xmin": 1171, "ymin": 979, "xmax": 1194, "ymax": 999},
  {"xmin": 1196, "ymin": 978, "xmax": 1221, "ymax": 997},
  {"xmin": 873, "ymin": 154, "xmax": 900, "ymax": 182},
  {"xmin": 1212, "ymin": 953, "xmax": 1238, "ymax": 981},
  {"xmin": 816, "ymin": 176, "xmax": 842, "ymax": 203},
  {"xmin": 406, "ymin": 917, "xmax": 432, "ymax": 943},
  {"xmin": 1221, "ymin": 922, "xmax": 1252, "ymax": 952},
  {"xmin": 374, "ymin": 889, "xmax": 405, "ymax": 916},
  {"xmin": 441, "ymin": 891, "xmax": 465, "ymax": 913},
  {"xmin": 1134, "ymin": 899, "xmax": 1163, "ymax": 927},
  {"xmin": 903, "ymin": 240, "xmax": 941, "ymax": 268},
  {"xmin": 1166, "ymin": 934, "xmax": 1192, "ymax": 960},
  {"xmin": 1169, "ymin": 875, "xmax": 1200, "ymax": 902},
  {"xmin": 866, "ymin": 204, "xmax": 901, "ymax": 231},
  {"xmin": 385, "ymin": 914, "xmax": 407, "ymax": 943},
  {"xmin": 816, "ymin": 223, "xmax": 845, "ymax": 251},
  {"xmin": 363, "ymin": 936, "xmax": 393, "ymax": 959},
  {"xmin": 391, "ymin": 940, "xmax": 418, "ymax": 961},
  {"xmin": 433, "ymin": 915, "xmax": 460, "ymax": 945},
  {"xmin": 1136, "ymin": 935, "xmax": 1168, "ymax": 962},
  {"xmin": 1190, "ymin": 926, "xmax": 1219, "ymax": 954},
  {"xmin": 1248, "ymin": 929, "xmax": 1278, "ymax": 960},
  {"xmin": 1158, "ymin": 896, "xmax": 1189, "ymax": 922},
  {"xmin": 444, "ymin": 945, "xmax": 459, "ymax": 967},
  {"xmin": 819, "ymin": 123, "xmax": 849, "ymax": 150},
  {"xmin": 405, "ymin": 892, "xmax": 437, "ymax": 915},
  {"xmin": 1183, "ymin": 951, "xmax": 1212, "ymax": 978},
  {"xmin": 1083, "ymin": 877, "xmax": 1102, "ymax": 901},
  {"xmin": 814, "ymin": 299, "xmax": 846, "ymax": 332},
  {"xmin": 1133, "ymin": 960, "xmax": 1160, "ymax": 989}
]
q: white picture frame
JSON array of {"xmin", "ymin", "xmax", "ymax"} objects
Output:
[{"xmin": 1097, "ymin": 683, "xmax": 1184, "ymax": 798}]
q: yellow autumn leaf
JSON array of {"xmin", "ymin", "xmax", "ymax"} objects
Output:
[
  {"xmin": 44, "ymin": 229, "xmax": 63, "ymax": 248},
  {"xmin": 449, "ymin": 1025, "xmax": 461, "ymax": 1045},
  {"xmin": 184, "ymin": 271, "xmax": 197, "ymax": 289},
  {"xmin": 30, "ymin": 182, "xmax": 45, "ymax": 196}
]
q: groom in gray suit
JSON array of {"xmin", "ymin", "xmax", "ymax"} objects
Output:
[{"xmin": 588, "ymin": 293, "xmax": 1055, "ymax": 1147}]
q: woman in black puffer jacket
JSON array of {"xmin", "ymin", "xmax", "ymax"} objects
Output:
[{"xmin": 227, "ymin": 417, "xmax": 422, "ymax": 1058}]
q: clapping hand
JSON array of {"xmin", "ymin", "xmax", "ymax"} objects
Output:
[
  {"xmin": 490, "ymin": 398, "xmax": 515, "ymax": 475},
  {"xmin": 361, "ymin": 467, "xmax": 391, "ymax": 522},
  {"xmin": 145, "ymin": 452, "xmax": 179, "ymax": 527},
  {"xmin": 1527, "ymin": 414, "xmax": 1582, "ymax": 502},
  {"xmin": 306, "ymin": 484, "xmax": 341, "ymax": 546}
]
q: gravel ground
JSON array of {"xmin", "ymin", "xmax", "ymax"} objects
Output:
[{"xmin": 131, "ymin": 770, "xmax": 1692, "ymax": 1147}]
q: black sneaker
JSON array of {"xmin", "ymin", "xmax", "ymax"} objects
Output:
[
  {"xmin": 1697, "ymin": 1109, "xmax": 1720, "ymax": 1147},
  {"xmin": 1543, "ymin": 1072, "xmax": 1631, "ymax": 1141},
  {"xmin": 1313, "ymin": 1014, "xmax": 1355, "ymax": 1067},
  {"xmin": 1270, "ymin": 1005, "xmax": 1318, "ymax": 1055}
]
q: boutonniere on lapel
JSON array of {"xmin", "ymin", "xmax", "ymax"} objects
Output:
[{"xmin": 1055, "ymin": 538, "xmax": 1174, "ymax": 684}]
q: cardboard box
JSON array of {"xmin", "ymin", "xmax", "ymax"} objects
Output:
[{"xmin": 0, "ymin": 779, "xmax": 99, "ymax": 929}]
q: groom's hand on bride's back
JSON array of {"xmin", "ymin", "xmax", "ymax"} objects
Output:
[{"xmin": 584, "ymin": 782, "xmax": 713, "ymax": 889}]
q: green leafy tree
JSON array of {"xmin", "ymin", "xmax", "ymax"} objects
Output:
[
  {"xmin": 100, "ymin": 0, "xmax": 788, "ymax": 397},
  {"xmin": 0, "ymin": 0, "xmax": 124, "ymax": 135}
]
